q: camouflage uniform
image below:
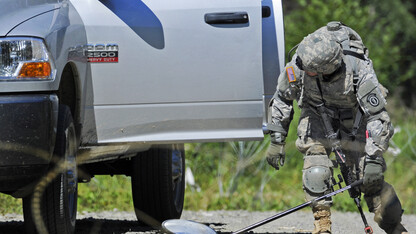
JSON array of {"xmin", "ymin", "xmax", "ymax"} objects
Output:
[{"xmin": 267, "ymin": 22, "xmax": 407, "ymax": 234}]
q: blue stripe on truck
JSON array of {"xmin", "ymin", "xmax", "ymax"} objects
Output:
[{"xmin": 99, "ymin": 0, "xmax": 165, "ymax": 49}]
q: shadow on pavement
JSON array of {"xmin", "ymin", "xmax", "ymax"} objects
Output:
[
  {"xmin": 0, "ymin": 219, "xmax": 312, "ymax": 234},
  {"xmin": 0, "ymin": 220, "xmax": 24, "ymax": 234},
  {"xmin": 0, "ymin": 219, "xmax": 155, "ymax": 234},
  {"xmin": 76, "ymin": 218, "xmax": 156, "ymax": 234}
]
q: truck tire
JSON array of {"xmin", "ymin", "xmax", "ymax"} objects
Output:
[
  {"xmin": 23, "ymin": 105, "xmax": 78, "ymax": 234},
  {"xmin": 131, "ymin": 144, "xmax": 185, "ymax": 226}
]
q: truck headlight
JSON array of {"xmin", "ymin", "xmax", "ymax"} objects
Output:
[{"xmin": 0, "ymin": 37, "xmax": 55, "ymax": 81}]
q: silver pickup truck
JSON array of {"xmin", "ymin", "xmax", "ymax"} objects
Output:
[{"xmin": 0, "ymin": 0, "xmax": 284, "ymax": 233}]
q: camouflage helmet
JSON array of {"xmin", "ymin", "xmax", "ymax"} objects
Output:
[{"xmin": 297, "ymin": 32, "xmax": 343, "ymax": 74}]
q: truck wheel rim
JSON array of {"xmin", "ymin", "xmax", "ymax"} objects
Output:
[
  {"xmin": 65, "ymin": 125, "xmax": 77, "ymax": 222},
  {"xmin": 171, "ymin": 145, "xmax": 183, "ymax": 210}
]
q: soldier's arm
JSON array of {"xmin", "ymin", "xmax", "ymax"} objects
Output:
[
  {"xmin": 267, "ymin": 56, "xmax": 302, "ymax": 143},
  {"xmin": 356, "ymin": 61, "xmax": 393, "ymax": 157}
]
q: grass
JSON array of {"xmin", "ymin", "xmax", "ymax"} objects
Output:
[
  {"xmin": 1, "ymin": 99, "xmax": 415, "ymax": 215},
  {"xmin": 0, "ymin": 175, "xmax": 134, "ymax": 215},
  {"xmin": 77, "ymin": 175, "xmax": 134, "ymax": 212}
]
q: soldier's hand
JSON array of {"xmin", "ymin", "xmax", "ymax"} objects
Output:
[
  {"xmin": 363, "ymin": 156, "xmax": 384, "ymax": 194},
  {"xmin": 266, "ymin": 142, "xmax": 285, "ymax": 170}
]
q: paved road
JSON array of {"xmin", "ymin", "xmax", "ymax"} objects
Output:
[{"xmin": 0, "ymin": 210, "xmax": 415, "ymax": 233}]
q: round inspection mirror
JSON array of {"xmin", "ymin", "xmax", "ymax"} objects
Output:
[{"xmin": 162, "ymin": 219, "xmax": 217, "ymax": 234}]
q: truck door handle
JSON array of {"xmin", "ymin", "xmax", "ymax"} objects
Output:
[{"xmin": 205, "ymin": 12, "xmax": 249, "ymax": 24}]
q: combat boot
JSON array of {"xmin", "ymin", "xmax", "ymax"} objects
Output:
[
  {"xmin": 385, "ymin": 223, "xmax": 408, "ymax": 234},
  {"xmin": 312, "ymin": 207, "xmax": 331, "ymax": 234}
]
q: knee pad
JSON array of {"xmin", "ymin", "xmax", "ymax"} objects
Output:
[
  {"xmin": 303, "ymin": 154, "xmax": 333, "ymax": 194},
  {"xmin": 303, "ymin": 166, "xmax": 332, "ymax": 194}
]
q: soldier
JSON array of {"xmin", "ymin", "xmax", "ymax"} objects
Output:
[{"xmin": 266, "ymin": 22, "xmax": 408, "ymax": 234}]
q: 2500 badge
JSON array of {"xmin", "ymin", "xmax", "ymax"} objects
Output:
[{"xmin": 86, "ymin": 44, "xmax": 119, "ymax": 63}]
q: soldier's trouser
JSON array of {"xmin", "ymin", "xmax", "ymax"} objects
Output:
[
  {"xmin": 295, "ymin": 108, "xmax": 405, "ymax": 233},
  {"xmin": 296, "ymin": 108, "xmax": 335, "ymax": 210},
  {"xmin": 364, "ymin": 182, "xmax": 404, "ymax": 233}
]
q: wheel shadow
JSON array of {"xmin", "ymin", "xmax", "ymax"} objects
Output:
[
  {"xmin": 75, "ymin": 218, "xmax": 156, "ymax": 234},
  {"xmin": 0, "ymin": 221, "xmax": 25, "ymax": 234},
  {"xmin": 0, "ymin": 219, "xmax": 155, "ymax": 234},
  {"xmin": 0, "ymin": 219, "xmax": 312, "ymax": 234}
]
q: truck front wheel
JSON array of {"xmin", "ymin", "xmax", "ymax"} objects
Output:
[
  {"xmin": 23, "ymin": 105, "xmax": 78, "ymax": 234},
  {"xmin": 131, "ymin": 144, "xmax": 185, "ymax": 226}
]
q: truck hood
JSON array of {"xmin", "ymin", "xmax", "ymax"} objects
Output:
[{"xmin": 0, "ymin": 0, "xmax": 60, "ymax": 36}]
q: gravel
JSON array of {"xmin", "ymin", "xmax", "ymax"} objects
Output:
[{"xmin": 0, "ymin": 210, "xmax": 415, "ymax": 233}]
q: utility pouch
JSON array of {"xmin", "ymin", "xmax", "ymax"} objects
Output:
[
  {"xmin": 357, "ymin": 79, "xmax": 386, "ymax": 115},
  {"xmin": 266, "ymin": 96, "xmax": 274, "ymax": 127},
  {"xmin": 339, "ymin": 108, "xmax": 354, "ymax": 130},
  {"xmin": 339, "ymin": 108, "xmax": 353, "ymax": 120}
]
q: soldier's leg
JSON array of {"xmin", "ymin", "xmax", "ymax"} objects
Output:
[
  {"xmin": 303, "ymin": 152, "xmax": 333, "ymax": 234},
  {"xmin": 359, "ymin": 157, "xmax": 408, "ymax": 234},
  {"xmin": 364, "ymin": 182, "xmax": 407, "ymax": 233},
  {"xmin": 296, "ymin": 110, "xmax": 333, "ymax": 234}
]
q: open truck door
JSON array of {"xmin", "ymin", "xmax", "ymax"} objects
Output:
[{"xmin": 72, "ymin": 0, "xmax": 275, "ymax": 144}]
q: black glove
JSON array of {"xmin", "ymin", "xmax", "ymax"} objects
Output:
[
  {"xmin": 266, "ymin": 142, "xmax": 285, "ymax": 170},
  {"xmin": 363, "ymin": 156, "xmax": 384, "ymax": 195}
]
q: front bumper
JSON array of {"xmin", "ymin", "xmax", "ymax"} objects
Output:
[{"xmin": 0, "ymin": 94, "xmax": 58, "ymax": 194}]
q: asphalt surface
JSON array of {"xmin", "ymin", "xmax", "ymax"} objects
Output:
[{"xmin": 0, "ymin": 210, "xmax": 415, "ymax": 233}]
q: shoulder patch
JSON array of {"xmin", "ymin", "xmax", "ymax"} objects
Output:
[
  {"xmin": 286, "ymin": 66, "xmax": 297, "ymax": 83},
  {"xmin": 367, "ymin": 93, "xmax": 380, "ymax": 107}
]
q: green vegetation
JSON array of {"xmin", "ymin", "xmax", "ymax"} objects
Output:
[
  {"xmin": 183, "ymin": 102, "xmax": 416, "ymax": 214},
  {"xmin": 284, "ymin": 0, "xmax": 416, "ymax": 107},
  {"xmin": 77, "ymin": 175, "xmax": 134, "ymax": 212},
  {"xmin": 1, "ymin": 0, "xmax": 416, "ymax": 216},
  {"xmin": 0, "ymin": 175, "xmax": 135, "ymax": 215},
  {"xmin": 0, "ymin": 192, "xmax": 22, "ymax": 214}
]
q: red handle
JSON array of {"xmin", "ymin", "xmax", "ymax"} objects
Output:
[{"xmin": 365, "ymin": 226, "xmax": 373, "ymax": 234}]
